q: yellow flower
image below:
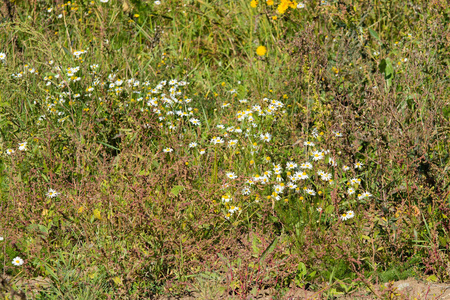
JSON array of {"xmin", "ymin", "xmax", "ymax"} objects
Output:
[
  {"xmin": 93, "ymin": 209, "xmax": 102, "ymax": 220},
  {"xmin": 256, "ymin": 46, "xmax": 267, "ymax": 56},
  {"xmin": 277, "ymin": 2, "xmax": 289, "ymax": 14},
  {"xmin": 267, "ymin": 0, "xmax": 274, "ymax": 5},
  {"xmin": 272, "ymin": 16, "xmax": 277, "ymax": 20},
  {"xmin": 251, "ymin": 0, "xmax": 258, "ymax": 7}
]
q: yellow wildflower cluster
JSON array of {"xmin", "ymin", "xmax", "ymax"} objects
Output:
[{"xmin": 277, "ymin": 0, "xmax": 297, "ymax": 14}]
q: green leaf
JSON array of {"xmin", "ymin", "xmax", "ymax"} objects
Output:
[
  {"xmin": 43, "ymin": 160, "xmax": 49, "ymax": 174},
  {"xmin": 252, "ymin": 235, "xmax": 261, "ymax": 256},
  {"xmin": 443, "ymin": 106, "xmax": 450, "ymax": 120},
  {"xmin": 369, "ymin": 28, "xmax": 380, "ymax": 40},
  {"xmin": 325, "ymin": 205, "xmax": 334, "ymax": 214},
  {"xmin": 259, "ymin": 238, "xmax": 278, "ymax": 263},
  {"xmin": 379, "ymin": 58, "xmax": 394, "ymax": 87},
  {"xmin": 170, "ymin": 185, "xmax": 183, "ymax": 196},
  {"xmin": 62, "ymin": 46, "xmax": 71, "ymax": 56},
  {"xmin": 96, "ymin": 140, "xmax": 120, "ymax": 151},
  {"xmin": 297, "ymin": 262, "xmax": 307, "ymax": 277}
]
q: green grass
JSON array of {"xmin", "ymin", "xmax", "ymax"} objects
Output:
[{"xmin": 1, "ymin": 0, "xmax": 450, "ymax": 299}]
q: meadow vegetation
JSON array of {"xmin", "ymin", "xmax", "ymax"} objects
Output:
[{"xmin": 1, "ymin": 0, "xmax": 450, "ymax": 298}]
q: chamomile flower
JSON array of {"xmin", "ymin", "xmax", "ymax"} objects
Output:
[
  {"xmin": 199, "ymin": 149, "xmax": 206, "ymax": 155},
  {"xmin": 305, "ymin": 189, "xmax": 316, "ymax": 196},
  {"xmin": 304, "ymin": 141, "xmax": 315, "ymax": 146},
  {"xmin": 273, "ymin": 184, "xmax": 285, "ymax": 194},
  {"xmin": 341, "ymin": 210, "xmax": 355, "ymax": 221},
  {"xmin": 273, "ymin": 164, "xmax": 282, "ymax": 174},
  {"xmin": 300, "ymin": 162, "xmax": 313, "ymax": 169},
  {"xmin": 226, "ymin": 172, "xmax": 237, "ymax": 179},
  {"xmin": 354, "ymin": 161, "xmax": 364, "ymax": 169},
  {"xmin": 287, "ymin": 182, "xmax": 297, "ymax": 190},
  {"xmin": 46, "ymin": 188, "xmax": 60, "ymax": 198},
  {"xmin": 5, "ymin": 149, "xmax": 14, "ymax": 155},
  {"xmin": 350, "ymin": 178, "xmax": 361, "ymax": 186},
  {"xmin": 18, "ymin": 142, "xmax": 27, "ymax": 151},
  {"xmin": 329, "ymin": 157, "xmax": 337, "ymax": 167},
  {"xmin": 260, "ymin": 132, "xmax": 272, "ymax": 142},
  {"xmin": 228, "ymin": 139, "xmax": 238, "ymax": 147},
  {"xmin": 260, "ymin": 176, "xmax": 270, "ymax": 184},
  {"xmin": 359, "ymin": 191, "xmax": 372, "ymax": 199},
  {"xmin": 221, "ymin": 194, "xmax": 232, "ymax": 203},
  {"xmin": 312, "ymin": 151, "xmax": 324, "ymax": 161},
  {"xmin": 321, "ymin": 173, "xmax": 332, "ymax": 181},
  {"xmin": 163, "ymin": 147, "xmax": 173, "ymax": 153},
  {"xmin": 210, "ymin": 137, "xmax": 224, "ymax": 145},
  {"xmin": 242, "ymin": 187, "xmax": 251, "ymax": 195},
  {"xmin": 263, "ymin": 170, "xmax": 272, "ymax": 178},
  {"xmin": 190, "ymin": 118, "xmax": 201, "ymax": 126},
  {"xmin": 343, "ymin": 165, "xmax": 350, "ymax": 171},
  {"xmin": 294, "ymin": 171, "xmax": 309, "ymax": 181},
  {"xmin": 0, "ymin": 53, "xmax": 6, "ymax": 60},
  {"xmin": 286, "ymin": 161, "xmax": 297, "ymax": 170},
  {"xmin": 189, "ymin": 142, "xmax": 197, "ymax": 148},
  {"xmin": 12, "ymin": 257, "xmax": 24, "ymax": 266}
]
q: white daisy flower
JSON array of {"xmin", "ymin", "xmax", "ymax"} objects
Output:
[
  {"xmin": 312, "ymin": 151, "xmax": 324, "ymax": 161},
  {"xmin": 190, "ymin": 118, "xmax": 201, "ymax": 126},
  {"xmin": 286, "ymin": 161, "xmax": 297, "ymax": 170},
  {"xmin": 305, "ymin": 189, "xmax": 316, "ymax": 196},
  {"xmin": 341, "ymin": 210, "xmax": 354, "ymax": 221},
  {"xmin": 12, "ymin": 257, "xmax": 24, "ymax": 266},
  {"xmin": 242, "ymin": 187, "xmax": 251, "ymax": 195},
  {"xmin": 163, "ymin": 148, "xmax": 173, "ymax": 153},
  {"xmin": 18, "ymin": 142, "xmax": 27, "ymax": 151},
  {"xmin": 226, "ymin": 172, "xmax": 237, "ymax": 179},
  {"xmin": 46, "ymin": 188, "xmax": 60, "ymax": 198},
  {"xmin": 321, "ymin": 173, "xmax": 332, "ymax": 181},
  {"xmin": 260, "ymin": 133, "xmax": 272, "ymax": 142},
  {"xmin": 300, "ymin": 162, "xmax": 313, "ymax": 169},
  {"xmin": 228, "ymin": 139, "xmax": 238, "ymax": 147}
]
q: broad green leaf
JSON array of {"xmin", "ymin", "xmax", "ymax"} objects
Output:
[
  {"xmin": 259, "ymin": 238, "xmax": 278, "ymax": 263},
  {"xmin": 170, "ymin": 185, "xmax": 183, "ymax": 196},
  {"xmin": 369, "ymin": 28, "xmax": 380, "ymax": 40}
]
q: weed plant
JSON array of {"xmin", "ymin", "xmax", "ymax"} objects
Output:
[{"xmin": 1, "ymin": 0, "xmax": 450, "ymax": 299}]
